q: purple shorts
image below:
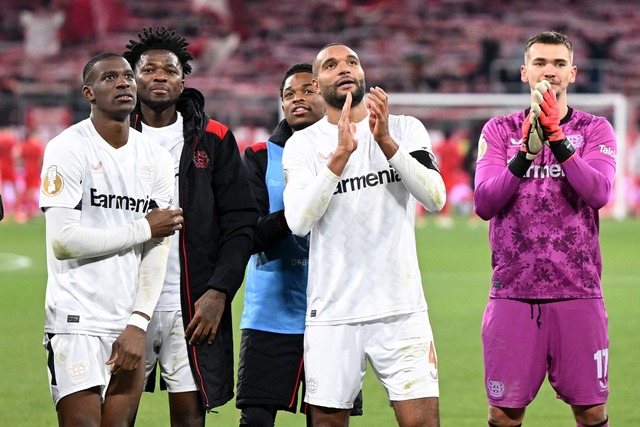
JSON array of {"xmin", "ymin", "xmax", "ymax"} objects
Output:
[{"xmin": 482, "ymin": 298, "xmax": 609, "ymax": 408}]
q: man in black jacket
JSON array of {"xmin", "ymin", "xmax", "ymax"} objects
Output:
[{"xmin": 124, "ymin": 27, "xmax": 258, "ymax": 426}]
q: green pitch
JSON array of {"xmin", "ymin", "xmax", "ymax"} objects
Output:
[{"xmin": 1, "ymin": 215, "xmax": 637, "ymax": 426}]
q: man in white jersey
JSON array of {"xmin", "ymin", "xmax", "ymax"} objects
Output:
[
  {"xmin": 282, "ymin": 43, "xmax": 446, "ymax": 426},
  {"xmin": 40, "ymin": 52, "xmax": 183, "ymax": 426}
]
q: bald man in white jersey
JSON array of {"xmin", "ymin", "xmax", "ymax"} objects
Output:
[
  {"xmin": 282, "ymin": 43, "xmax": 446, "ymax": 427},
  {"xmin": 40, "ymin": 52, "xmax": 183, "ymax": 427}
]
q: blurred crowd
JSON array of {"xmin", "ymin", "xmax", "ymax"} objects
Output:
[
  {"xmin": 1, "ymin": 0, "xmax": 640, "ymax": 221},
  {"xmin": 0, "ymin": 127, "xmax": 44, "ymax": 222}
]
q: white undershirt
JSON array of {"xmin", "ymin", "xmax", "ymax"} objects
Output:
[{"xmin": 140, "ymin": 112, "xmax": 184, "ymax": 311}]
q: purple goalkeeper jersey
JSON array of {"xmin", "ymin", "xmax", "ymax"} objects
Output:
[{"xmin": 474, "ymin": 107, "xmax": 617, "ymax": 299}]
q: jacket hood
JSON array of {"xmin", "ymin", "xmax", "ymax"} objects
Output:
[{"xmin": 269, "ymin": 119, "xmax": 294, "ymax": 148}]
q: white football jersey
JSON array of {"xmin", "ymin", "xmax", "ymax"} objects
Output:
[
  {"xmin": 283, "ymin": 114, "xmax": 431, "ymax": 325},
  {"xmin": 140, "ymin": 112, "xmax": 183, "ymax": 311},
  {"xmin": 40, "ymin": 118, "xmax": 174, "ymax": 336}
]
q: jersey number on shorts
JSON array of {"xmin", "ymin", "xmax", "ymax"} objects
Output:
[{"xmin": 593, "ymin": 348, "xmax": 609, "ymax": 389}]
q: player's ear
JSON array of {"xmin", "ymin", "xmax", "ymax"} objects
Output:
[
  {"xmin": 520, "ymin": 65, "xmax": 529, "ymax": 83},
  {"xmin": 82, "ymin": 85, "xmax": 96, "ymax": 103},
  {"xmin": 313, "ymin": 79, "xmax": 320, "ymax": 93},
  {"xmin": 569, "ymin": 65, "xmax": 577, "ymax": 84}
]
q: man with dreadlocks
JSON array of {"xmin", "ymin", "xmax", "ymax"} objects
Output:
[{"xmin": 123, "ymin": 27, "xmax": 258, "ymax": 426}]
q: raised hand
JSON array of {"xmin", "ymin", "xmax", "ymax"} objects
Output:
[
  {"xmin": 337, "ymin": 91, "xmax": 358, "ymax": 155},
  {"xmin": 367, "ymin": 86, "xmax": 390, "ymax": 141},
  {"xmin": 533, "ymin": 80, "xmax": 565, "ymax": 144},
  {"xmin": 520, "ymin": 105, "xmax": 544, "ymax": 161}
]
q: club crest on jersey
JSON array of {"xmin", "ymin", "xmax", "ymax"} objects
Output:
[
  {"xmin": 193, "ymin": 150, "xmax": 209, "ymax": 168},
  {"xmin": 139, "ymin": 165, "xmax": 155, "ymax": 182},
  {"xmin": 567, "ymin": 134, "xmax": 583, "ymax": 149},
  {"xmin": 41, "ymin": 165, "xmax": 64, "ymax": 197}
]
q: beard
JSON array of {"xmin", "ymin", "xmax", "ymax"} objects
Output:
[
  {"xmin": 321, "ymin": 78, "xmax": 366, "ymax": 110},
  {"xmin": 138, "ymin": 94, "xmax": 180, "ymax": 113}
]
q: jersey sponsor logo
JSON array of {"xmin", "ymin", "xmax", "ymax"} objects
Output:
[
  {"xmin": 599, "ymin": 144, "xmax": 616, "ymax": 159},
  {"xmin": 524, "ymin": 163, "xmax": 565, "ymax": 179},
  {"xmin": 90, "ymin": 188, "xmax": 151, "ymax": 213},
  {"xmin": 193, "ymin": 150, "xmax": 209, "ymax": 168},
  {"xmin": 41, "ymin": 165, "xmax": 64, "ymax": 197},
  {"xmin": 333, "ymin": 166, "xmax": 401, "ymax": 195}
]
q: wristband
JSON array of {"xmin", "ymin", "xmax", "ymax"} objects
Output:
[
  {"xmin": 507, "ymin": 151, "xmax": 533, "ymax": 178},
  {"xmin": 127, "ymin": 313, "xmax": 150, "ymax": 332},
  {"xmin": 549, "ymin": 137, "xmax": 576, "ymax": 164}
]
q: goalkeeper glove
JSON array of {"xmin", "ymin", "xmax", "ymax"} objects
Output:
[
  {"xmin": 533, "ymin": 80, "xmax": 564, "ymax": 143},
  {"xmin": 508, "ymin": 108, "xmax": 544, "ymax": 177},
  {"xmin": 532, "ymin": 79, "xmax": 575, "ymax": 163},
  {"xmin": 522, "ymin": 104, "xmax": 544, "ymax": 158}
]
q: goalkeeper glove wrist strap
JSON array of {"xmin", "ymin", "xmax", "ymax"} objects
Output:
[
  {"xmin": 549, "ymin": 137, "xmax": 576, "ymax": 163},
  {"xmin": 508, "ymin": 151, "xmax": 533, "ymax": 178}
]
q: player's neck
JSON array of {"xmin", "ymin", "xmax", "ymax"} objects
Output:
[
  {"xmin": 140, "ymin": 104, "xmax": 178, "ymax": 128},
  {"xmin": 90, "ymin": 114, "xmax": 130, "ymax": 149}
]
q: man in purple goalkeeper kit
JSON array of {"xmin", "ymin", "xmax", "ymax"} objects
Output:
[{"xmin": 474, "ymin": 31, "xmax": 616, "ymax": 427}]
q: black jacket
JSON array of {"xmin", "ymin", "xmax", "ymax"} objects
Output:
[
  {"xmin": 242, "ymin": 119, "xmax": 293, "ymax": 254},
  {"xmin": 131, "ymin": 87, "xmax": 258, "ymax": 410}
]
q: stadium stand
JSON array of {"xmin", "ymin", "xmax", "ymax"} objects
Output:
[
  {"xmin": 1, "ymin": 1, "xmax": 639, "ymax": 218},
  {"xmin": 1, "ymin": 0, "xmax": 639, "ymax": 126}
]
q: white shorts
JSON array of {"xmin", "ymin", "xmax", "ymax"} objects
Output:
[
  {"xmin": 145, "ymin": 310, "xmax": 197, "ymax": 393},
  {"xmin": 304, "ymin": 311, "xmax": 439, "ymax": 409},
  {"xmin": 43, "ymin": 333, "xmax": 115, "ymax": 406}
]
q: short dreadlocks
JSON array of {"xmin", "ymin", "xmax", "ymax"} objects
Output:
[{"xmin": 123, "ymin": 27, "xmax": 193, "ymax": 76}]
